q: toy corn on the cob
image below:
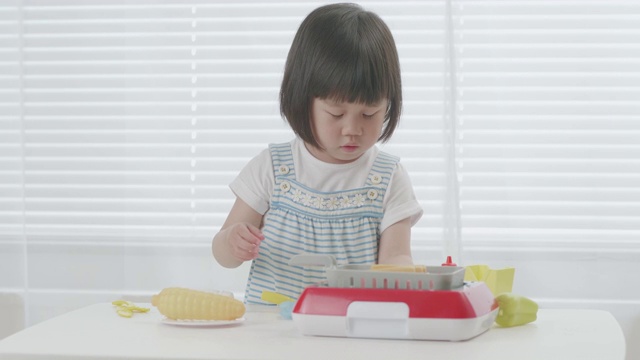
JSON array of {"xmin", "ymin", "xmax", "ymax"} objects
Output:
[
  {"xmin": 151, "ymin": 287, "xmax": 245, "ymax": 321},
  {"xmin": 370, "ymin": 264, "xmax": 427, "ymax": 273}
]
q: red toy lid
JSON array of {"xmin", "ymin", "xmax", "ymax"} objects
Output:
[{"xmin": 293, "ymin": 283, "xmax": 497, "ymax": 319}]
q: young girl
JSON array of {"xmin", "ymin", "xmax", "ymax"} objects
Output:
[{"xmin": 212, "ymin": 3, "xmax": 423, "ymax": 304}]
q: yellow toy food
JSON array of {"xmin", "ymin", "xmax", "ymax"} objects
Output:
[
  {"xmin": 495, "ymin": 293, "xmax": 538, "ymax": 327},
  {"xmin": 111, "ymin": 300, "xmax": 150, "ymax": 318},
  {"xmin": 151, "ymin": 287, "xmax": 245, "ymax": 321},
  {"xmin": 371, "ymin": 264, "xmax": 427, "ymax": 273},
  {"xmin": 261, "ymin": 291, "xmax": 294, "ymax": 305},
  {"xmin": 465, "ymin": 264, "xmax": 515, "ymax": 296}
]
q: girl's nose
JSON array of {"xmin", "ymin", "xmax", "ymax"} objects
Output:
[{"xmin": 342, "ymin": 117, "xmax": 362, "ymax": 136}]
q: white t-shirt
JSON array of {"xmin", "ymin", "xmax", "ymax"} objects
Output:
[{"xmin": 230, "ymin": 138, "xmax": 423, "ymax": 233}]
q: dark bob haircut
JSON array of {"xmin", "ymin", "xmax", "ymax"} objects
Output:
[{"xmin": 280, "ymin": 3, "xmax": 402, "ymax": 149}]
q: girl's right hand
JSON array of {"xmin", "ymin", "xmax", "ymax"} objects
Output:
[
  {"xmin": 225, "ymin": 223, "xmax": 264, "ymax": 262},
  {"xmin": 212, "ymin": 197, "xmax": 265, "ymax": 268}
]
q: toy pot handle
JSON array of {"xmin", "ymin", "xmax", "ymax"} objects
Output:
[{"xmin": 288, "ymin": 254, "xmax": 337, "ymax": 268}]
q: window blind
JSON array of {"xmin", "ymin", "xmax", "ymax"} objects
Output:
[
  {"xmin": 0, "ymin": 0, "xmax": 449, "ymax": 322},
  {"xmin": 450, "ymin": 0, "xmax": 640, "ymax": 252},
  {"xmin": 9, "ymin": 0, "xmax": 446, "ymax": 247},
  {"xmin": 0, "ymin": 1, "xmax": 24, "ymax": 293}
]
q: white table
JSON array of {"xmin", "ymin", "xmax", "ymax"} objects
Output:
[{"xmin": 0, "ymin": 303, "xmax": 626, "ymax": 360}]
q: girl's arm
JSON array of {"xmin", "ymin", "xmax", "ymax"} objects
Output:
[
  {"xmin": 212, "ymin": 197, "xmax": 265, "ymax": 268},
  {"xmin": 377, "ymin": 217, "xmax": 413, "ymax": 265}
]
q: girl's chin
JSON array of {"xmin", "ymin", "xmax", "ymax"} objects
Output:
[{"xmin": 332, "ymin": 151, "xmax": 363, "ymax": 163}]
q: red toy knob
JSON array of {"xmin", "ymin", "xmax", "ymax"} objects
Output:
[{"xmin": 442, "ymin": 256, "xmax": 457, "ymax": 266}]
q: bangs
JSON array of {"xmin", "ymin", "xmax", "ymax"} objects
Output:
[
  {"xmin": 310, "ymin": 19, "xmax": 395, "ymax": 106},
  {"xmin": 312, "ymin": 49, "xmax": 391, "ymax": 106}
]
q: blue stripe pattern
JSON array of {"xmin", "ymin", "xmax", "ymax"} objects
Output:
[{"xmin": 244, "ymin": 142, "xmax": 399, "ymax": 304}]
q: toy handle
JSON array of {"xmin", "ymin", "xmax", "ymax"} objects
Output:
[{"xmin": 288, "ymin": 254, "xmax": 337, "ymax": 268}]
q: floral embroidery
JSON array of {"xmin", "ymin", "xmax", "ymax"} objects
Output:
[
  {"xmin": 326, "ymin": 197, "xmax": 339, "ymax": 210},
  {"xmin": 312, "ymin": 197, "xmax": 324, "ymax": 209},
  {"xmin": 302, "ymin": 193, "xmax": 313, "ymax": 207},
  {"xmin": 279, "ymin": 183, "xmax": 382, "ymax": 210},
  {"xmin": 292, "ymin": 189, "xmax": 303, "ymax": 202}
]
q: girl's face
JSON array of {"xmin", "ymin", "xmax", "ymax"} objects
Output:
[{"xmin": 308, "ymin": 97, "xmax": 387, "ymax": 164}]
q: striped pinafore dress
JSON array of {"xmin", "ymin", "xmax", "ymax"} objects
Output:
[{"xmin": 244, "ymin": 142, "xmax": 399, "ymax": 304}]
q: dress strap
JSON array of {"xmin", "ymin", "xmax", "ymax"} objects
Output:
[
  {"xmin": 364, "ymin": 151, "xmax": 400, "ymax": 201},
  {"xmin": 269, "ymin": 142, "xmax": 296, "ymax": 184}
]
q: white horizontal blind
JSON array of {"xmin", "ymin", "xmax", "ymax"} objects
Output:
[
  {"xmin": 0, "ymin": 0, "xmax": 449, "ymax": 320},
  {"xmin": 0, "ymin": 1, "xmax": 25, "ymax": 292},
  {"xmin": 3, "ymin": 0, "xmax": 448, "ymax": 244},
  {"xmin": 17, "ymin": 1, "xmax": 296, "ymax": 246},
  {"xmin": 451, "ymin": 0, "xmax": 640, "ymax": 251}
]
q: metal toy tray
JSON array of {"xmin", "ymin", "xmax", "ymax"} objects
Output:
[{"xmin": 289, "ymin": 255, "xmax": 465, "ymax": 290}]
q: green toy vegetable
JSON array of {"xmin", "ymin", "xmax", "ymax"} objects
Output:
[{"xmin": 495, "ymin": 293, "xmax": 538, "ymax": 327}]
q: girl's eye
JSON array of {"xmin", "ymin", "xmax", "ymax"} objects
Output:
[
  {"xmin": 363, "ymin": 113, "xmax": 374, "ymax": 119},
  {"xmin": 329, "ymin": 113, "xmax": 343, "ymax": 119}
]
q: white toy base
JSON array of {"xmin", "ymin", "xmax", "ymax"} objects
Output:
[{"xmin": 292, "ymin": 307, "xmax": 499, "ymax": 341}]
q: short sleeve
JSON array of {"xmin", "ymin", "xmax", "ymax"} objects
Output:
[
  {"xmin": 380, "ymin": 162, "xmax": 424, "ymax": 233},
  {"xmin": 229, "ymin": 147, "xmax": 274, "ymax": 215}
]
